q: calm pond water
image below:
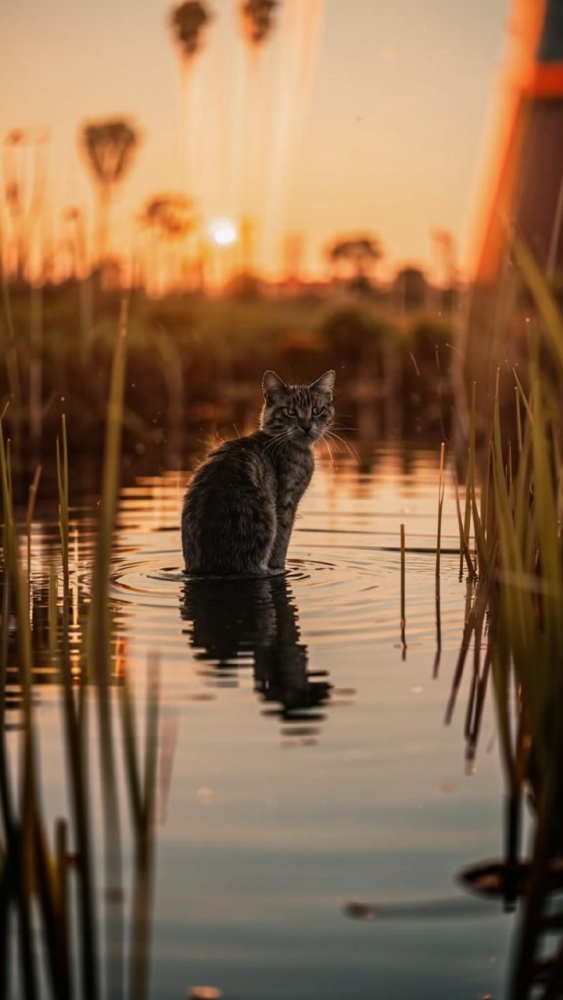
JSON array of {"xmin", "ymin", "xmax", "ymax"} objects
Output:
[{"xmin": 10, "ymin": 442, "xmax": 516, "ymax": 999}]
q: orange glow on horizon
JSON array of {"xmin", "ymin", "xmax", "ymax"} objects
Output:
[{"xmin": 0, "ymin": 0, "xmax": 510, "ymax": 286}]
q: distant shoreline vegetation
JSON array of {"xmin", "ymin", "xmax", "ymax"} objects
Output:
[{"xmin": 0, "ymin": 280, "xmax": 454, "ymax": 465}]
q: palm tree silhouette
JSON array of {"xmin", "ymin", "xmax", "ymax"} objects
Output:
[
  {"xmin": 169, "ymin": 1, "xmax": 212, "ymax": 203},
  {"xmin": 140, "ymin": 192, "xmax": 195, "ymax": 240},
  {"xmin": 2, "ymin": 130, "xmax": 27, "ymax": 281},
  {"xmin": 79, "ymin": 117, "xmax": 141, "ymax": 270},
  {"xmin": 169, "ymin": 0, "xmax": 211, "ymax": 61},
  {"xmin": 140, "ymin": 192, "xmax": 196, "ymax": 288},
  {"xmin": 240, "ymin": 0, "xmax": 279, "ymax": 46}
]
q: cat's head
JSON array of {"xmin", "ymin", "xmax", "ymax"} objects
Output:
[{"xmin": 260, "ymin": 370, "xmax": 335, "ymax": 443}]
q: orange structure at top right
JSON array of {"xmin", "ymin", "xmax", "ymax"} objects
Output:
[{"xmin": 471, "ymin": 0, "xmax": 563, "ymax": 282}]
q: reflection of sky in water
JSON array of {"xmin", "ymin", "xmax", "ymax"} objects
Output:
[{"xmin": 19, "ymin": 445, "xmax": 512, "ymax": 999}]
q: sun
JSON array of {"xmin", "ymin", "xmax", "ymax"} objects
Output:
[{"xmin": 209, "ymin": 218, "xmax": 238, "ymax": 246}]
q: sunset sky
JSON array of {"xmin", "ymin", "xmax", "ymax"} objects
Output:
[{"xmin": 0, "ymin": 0, "xmax": 509, "ymax": 279}]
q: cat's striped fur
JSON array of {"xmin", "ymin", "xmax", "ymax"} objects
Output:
[{"xmin": 181, "ymin": 370, "xmax": 335, "ymax": 575}]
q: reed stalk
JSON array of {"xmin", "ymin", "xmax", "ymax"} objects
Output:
[
  {"xmin": 0, "ymin": 293, "xmax": 162, "ymax": 1000},
  {"xmin": 400, "ymin": 523, "xmax": 406, "ymax": 655},
  {"xmin": 86, "ymin": 297, "xmax": 129, "ymax": 1000},
  {"xmin": 26, "ymin": 464, "xmax": 42, "ymax": 599},
  {"xmin": 452, "ymin": 236, "xmax": 563, "ymax": 998},
  {"xmin": 0, "ymin": 233, "xmax": 23, "ymax": 459},
  {"xmin": 55, "ymin": 410, "xmax": 99, "ymax": 1000},
  {"xmin": 435, "ymin": 441, "xmax": 445, "ymax": 580}
]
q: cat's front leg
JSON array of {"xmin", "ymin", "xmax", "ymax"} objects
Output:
[
  {"xmin": 268, "ymin": 506, "xmax": 296, "ymax": 570},
  {"xmin": 269, "ymin": 454, "xmax": 313, "ymax": 570}
]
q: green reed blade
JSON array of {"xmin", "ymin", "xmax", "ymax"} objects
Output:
[
  {"xmin": 452, "ymin": 468, "xmax": 475, "ymax": 579},
  {"xmin": 511, "ymin": 234, "xmax": 563, "ymax": 377},
  {"xmin": 52, "ymin": 411, "xmax": 100, "ymax": 1000},
  {"xmin": 26, "ymin": 465, "xmax": 42, "ymax": 600},
  {"xmin": 512, "ymin": 425, "xmax": 533, "ymax": 569},
  {"xmin": 445, "ymin": 581, "xmax": 489, "ymax": 725},
  {"xmin": 468, "ymin": 397, "xmax": 489, "ymax": 576},
  {"xmin": 86, "ymin": 300, "xmax": 128, "ymax": 1000},
  {"xmin": 529, "ymin": 378, "xmax": 563, "ymax": 641},
  {"xmin": 120, "ymin": 660, "xmax": 144, "ymax": 831},
  {"xmin": 512, "ymin": 366, "xmax": 534, "ymax": 424},
  {"xmin": 492, "ymin": 392, "xmax": 542, "ymax": 728},
  {"xmin": 87, "ymin": 299, "xmax": 128, "ymax": 676},
  {"xmin": 0, "ymin": 575, "xmax": 15, "ymax": 840},
  {"xmin": 435, "ymin": 442, "xmax": 445, "ymax": 581},
  {"xmin": 142, "ymin": 654, "xmax": 160, "ymax": 831},
  {"xmin": 55, "ymin": 818, "xmax": 70, "ymax": 994},
  {"xmin": 32, "ymin": 815, "xmax": 71, "ymax": 1000},
  {"xmin": 490, "ymin": 622, "xmax": 520, "ymax": 793},
  {"xmin": 0, "ymin": 419, "xmax": 34, "ymax": 728},
  {"xmin": 129, "ymin": 655, "xmax": 160, "ymax": 1000},
  {"xmin": 400, "ymin": 523, "xmax": 406, "ymax": 654},
  {"xmin": 515, "ymin": 386, "xmax": 523, "ymax": 456},
  {"xmin": 56, "ymin": 415, "xmax": 70, "ymax": 613},
  {"xmin": 0, "ymin": 229, "xmax": 23, "ymax": 458}
]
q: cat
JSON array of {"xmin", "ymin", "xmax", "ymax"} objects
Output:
[{"xmin": 181, "ymin": 369, "xmax": 335, "ymax": 575}]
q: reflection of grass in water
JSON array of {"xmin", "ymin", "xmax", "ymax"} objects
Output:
[
  {"xmin": 450, "ymin": 239, "xmax": 563, "ymax": 999},
  {"xmin": 0, "ymin": 303, "xmax": 161, "ymax": 1000}
]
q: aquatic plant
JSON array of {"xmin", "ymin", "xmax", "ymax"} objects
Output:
[
  {"xmin": 0, "ymin": 303, "xmax": 161, "ymax": 999},
  {"xmin": 450, "ymin": 239, "xmax": 563, "ymax": 999}
]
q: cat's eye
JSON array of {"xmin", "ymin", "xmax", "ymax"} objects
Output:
[
  {"xmin": 312, "ymin": 406, "xmax": 323, "ymax": 416},
  {"xmin": 285, "ymin": 407, "xmax": 296, "ymax": 417}
]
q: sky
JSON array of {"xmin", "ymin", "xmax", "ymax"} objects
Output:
[{"xmin": 0, "ymin": 0, "xmax": 510, "ymax": 279}]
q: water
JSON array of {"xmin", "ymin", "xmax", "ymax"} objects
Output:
[{"xmin": 11, "ymin": 443, "xmax": 516, "ymax": 998}]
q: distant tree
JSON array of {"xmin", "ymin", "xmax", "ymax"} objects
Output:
[
  {"xmin": 140, "ymin": 193, "xmax": 196, "ymax": 291},
  {"xmin": 170, "ymin": 1, "xmax": 212, "ymax": 62},
  {"xmin": 319, "ymin": 303, "xmax": 389, "ymax": 371},
  {"xmin": 140, "ymin": 193, "xmax": 195, "ymax": 241},
  {"xmin": 2, "ymin": 127, "xmax": 50, "ymax": 283},
  {"xmin": 240, "ymin": 0, "xmax": 279, "ymax": 47},
  {"xmin": 170, "ymin": 2, "xmax": 212, "ymax": 196},
  {"xmin": 326, "ymin": 234, "xmax": 382, "ymax": 292},
  {"xmin": 62, "ymin": 206, "xmax": 88, "ymax": 279},
  {"xmin": 79, "ymin": 117, "xmax": 141, "ymax": 267},
  {"xmin": 394, "ymin": 266, "xmax": 429, "ymax": 311},
  {"xmin": 2, "ymin": 130, "xmax": 26, "ymax": 280}
]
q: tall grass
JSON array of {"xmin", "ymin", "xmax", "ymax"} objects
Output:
[
  {"xmin": 451, "ymin": 238, "xmax": 563, "ymax": 999},
  {"xmin": 0, "ymin": 300, "xmax": 161, "ymax": 1000}
]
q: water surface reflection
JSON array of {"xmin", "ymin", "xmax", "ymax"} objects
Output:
[
  {"xmin": 3, "ymin": 445, "xmax": 518, "ymax": 999},
  {"xmin": 181, "ymin": 575, "xmax": 332, "ymax": 740}
]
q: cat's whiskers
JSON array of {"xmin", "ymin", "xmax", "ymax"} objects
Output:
[
  {"xmin": 263, "ymin": 429, "xmax": 290, "ymax": 455},
  {"xmin": 320, "ymin": 435, "xmax": 335, "ymax": 470},
  {"xmin": 272, "ymin": 431, "xmax": 294, "ymax": 461},
  {"xmin": 263, "ymin": 429, "xmax": 293, "ymax": 462},
  {"xmin": 324, "ymin": 430, "xmax": 358, "ymax": 459}
]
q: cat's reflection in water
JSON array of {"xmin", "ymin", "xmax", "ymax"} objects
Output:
[{"xmin": 180, "ymin": 574, "xmax": 332, "ymax": 739}]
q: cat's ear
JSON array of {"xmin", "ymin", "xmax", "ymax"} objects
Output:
[
  {"xmin": 309, "ymin": 370, "xmax": 336, "ymax": 397},
  {"xmin": 262, "ymin": 371, "xmax": 287, "ymax": 397}
]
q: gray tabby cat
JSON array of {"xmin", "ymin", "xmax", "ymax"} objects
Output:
[{"xmin": 181, "ymin": 370, "xmax": 335, "ymax": 575}]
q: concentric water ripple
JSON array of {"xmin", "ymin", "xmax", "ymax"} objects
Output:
[{"xmin": 109, "ymin": 537, "xmax": 467, "ymax": 653}]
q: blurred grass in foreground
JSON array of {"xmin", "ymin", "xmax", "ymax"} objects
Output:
[
  {"xmin": 449, "ymin": 238, "xmax": 563, "ymax": 1000},
  {"xmin": 0, "ymin": 305, "xmax": 161, "ymax": 1000}
]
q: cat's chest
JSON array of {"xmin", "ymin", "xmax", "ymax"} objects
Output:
[{"xmin": 275, "ymin": 449, "xmax": 313, "ymax": 499}]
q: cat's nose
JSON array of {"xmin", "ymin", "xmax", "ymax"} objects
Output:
[{"xmin": 301, "ymin": 420, "xmax": 312, "ymax": 432}]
